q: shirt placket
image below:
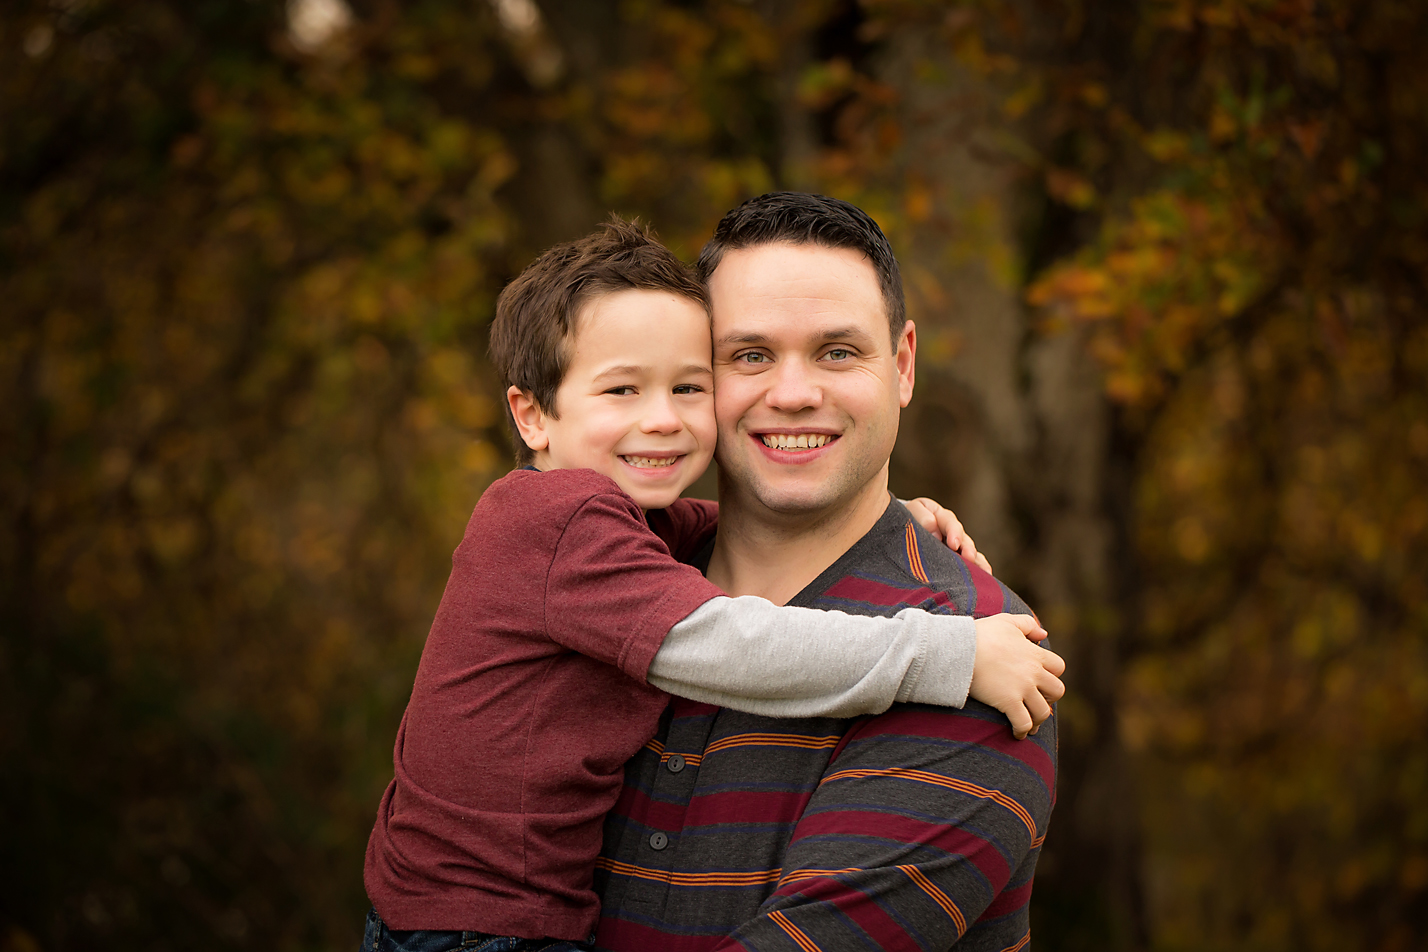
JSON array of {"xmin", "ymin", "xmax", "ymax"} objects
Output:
[{"xmin": 619, "ymin": 699, "xmax": 712, "ymax": 913}]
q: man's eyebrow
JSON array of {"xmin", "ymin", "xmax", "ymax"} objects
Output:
[
  {"xmin": 715, "ymin": 332, "xmax": 771, "ymax": 347},
  {"xmin": 817, "ymin": 326, "xmax": 876, "ymax": 343},
  {"xmin": 717, "ymin": 327, "xmax": 875, "ymax": 345}
]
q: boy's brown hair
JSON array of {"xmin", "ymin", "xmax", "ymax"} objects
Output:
[{"xmin": 489, "ymin": 216, "xmax": 709, "ymax": 466}]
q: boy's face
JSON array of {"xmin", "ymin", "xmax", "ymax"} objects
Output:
[{"xmin": 526, "ymin": 288, "xmax": 716, "ymax": 510}]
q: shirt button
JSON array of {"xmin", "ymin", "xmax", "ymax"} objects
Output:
[
  {"xmin": 648, "ymin": 831, "xmax": 669, "ymax": 851},
  {"xmin": 667, "ymin": 754, "xmax": 686, "ymax": 774}
]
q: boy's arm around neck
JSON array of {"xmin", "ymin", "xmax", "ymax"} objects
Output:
[{"xmin": 647, "ymin": 597, "xmax": 976, "ymax": 718}]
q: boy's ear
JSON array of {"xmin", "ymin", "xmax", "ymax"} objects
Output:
[{"xmin": 506, "ymin": 386, "xmax": 550, "ymax": 453}]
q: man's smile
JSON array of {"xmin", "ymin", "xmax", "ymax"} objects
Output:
[{"xmin": 757, "ymin": 433, "xmax": 839, "ymax": 451}]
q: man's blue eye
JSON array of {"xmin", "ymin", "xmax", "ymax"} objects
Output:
[
  {"xmin": 825, "ymin": 348, "xmax": 851, "ymax": 360},
  {"xmin": 739, "ymin": 352, "xmax": 769, "ymax": 364}
]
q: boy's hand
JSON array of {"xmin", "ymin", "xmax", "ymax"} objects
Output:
[
  {"xmin": 903, "ymin": 496, "xmax": 993, "ymax": 574},
  {"xmin": 970, "ymin": 613, "xmax": 1066, "ymax": 739}
]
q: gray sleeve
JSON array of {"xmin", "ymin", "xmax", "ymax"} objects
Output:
[{"xmin": 646, "ymin": 595, "xmax": 976, "ymax": 718}]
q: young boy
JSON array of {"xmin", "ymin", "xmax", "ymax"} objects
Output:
[{"xmin": 361, "ymin": 219, "xmax": 1064, "ymax": 952}]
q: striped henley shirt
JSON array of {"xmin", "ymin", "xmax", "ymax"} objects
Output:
[{"xmin": 593, "ymin": 497, "xmax": 1057, "ymax": 952}]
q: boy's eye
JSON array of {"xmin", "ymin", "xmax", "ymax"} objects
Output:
[
  {"xmin": 605, "ymin": 386, "xmax": 637, "ymax": 396},
  {"xmin": 672, "ymin": 384, "xmax": 706, "ymax": 395}
]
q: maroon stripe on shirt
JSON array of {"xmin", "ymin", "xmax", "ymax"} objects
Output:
[
  {"xmin": 846, "ymin": 709, "xmax": 1058, "ymax": 792},
  {"xmin": 822, "ymin": 575, "xmax": 959, "ymax": 612},
  {"xmin": 766, "ymin": 873, "xmax": 922, "ymax": 944},
  {"xmin": 786, "ymin": 810, "xmax": 1016, "ymax": 880},
  {"xmin": 980, "ymin": 875, "xmax": 1036, "ymax": 921}
]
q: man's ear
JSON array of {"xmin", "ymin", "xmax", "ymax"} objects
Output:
[
  {"xmin": 506, "ymin": 386, "xmax": 550, "ymax": 453},
  {"xmin": 896, "ymin": 320, "xmax": 916, "ymax": 408}
]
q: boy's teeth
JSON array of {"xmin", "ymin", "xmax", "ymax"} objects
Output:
[
  {"xmin": 761, "ymin": 434, "xmax": 832, "ymax": 450},
  {"xmin": 622, "ymin": 455, "xmax": 677, "ymax": 468}
]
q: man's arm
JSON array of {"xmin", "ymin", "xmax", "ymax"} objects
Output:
[{"xmin": 711, "ymin": 705, "xmax": 1057, "ymax": 952}]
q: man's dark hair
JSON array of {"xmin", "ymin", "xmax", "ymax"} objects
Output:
[
  {"xmin": 695, "ymin": 192, "xmax": 906, "ymax": 344},
  {"xmin": 489, "ymin": 216, "xmax": 708, "ymax": 466}
]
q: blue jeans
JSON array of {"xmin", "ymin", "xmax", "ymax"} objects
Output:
[{"xmin": 361, "ymin": 908, "xmax": 587, "ymax": 952}]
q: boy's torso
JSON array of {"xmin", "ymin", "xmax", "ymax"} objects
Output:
[{"xmin": 365, "ymin": 468, "xmax": 718, "ymax": 939}]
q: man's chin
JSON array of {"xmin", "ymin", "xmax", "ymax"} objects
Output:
[{"xmin": 744, "ymin": 480, "xmax": 854, "ymax": 519}]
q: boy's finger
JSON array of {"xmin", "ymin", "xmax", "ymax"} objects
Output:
[
  {"xmin": 1004, "ymin": 614, "xmax": 1048, "ymax": 641},
  {"xmin": 930, "ymin": 504, "xmax": 965, "ymax": 548},
  {"xmin": 903, "ymin": 498, "xmax": 946, "ymax": 543},
  {"xmin": 973, "ymin": 551, "xmax": 994, "ymax": 574},
  {"xmin": 1025, "ymin": 689, "xmax": 1052, "ymax": 727},
  {"xmin": 1037, "ymin": 670, "xmax": 1067, "ymax": 702},
  {"xmin": 1008, "ymin": 703, "xmax": 1032, "ymax": 739},
  {"xmin": 1039, "ymin": 648, "xmax": 1067, "ymax": 677}
]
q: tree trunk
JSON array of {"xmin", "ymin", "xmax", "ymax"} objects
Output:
[{"xmin": 873, "ymin": 21, "xmax": 1149, "ymax": 950}]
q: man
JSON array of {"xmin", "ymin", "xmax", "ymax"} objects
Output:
[{"xmin": 593, "ymin": 193, "xmax": 1059, "ymax": 951}]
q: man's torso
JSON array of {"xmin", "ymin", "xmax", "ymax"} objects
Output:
[{"xmin": 594, "ymin": 499, "xmax": 1058, "ymax": 951}]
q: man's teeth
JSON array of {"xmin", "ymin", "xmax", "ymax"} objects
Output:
[
  {"xmin": 761, "ymin": 434, "xmax": 833, "ymax": 450},
  {"xmin": 622, "ymin": 455, "xmax": 678, "ymax": 468}
]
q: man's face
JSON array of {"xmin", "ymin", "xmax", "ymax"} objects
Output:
[{"xmin": 708, "ymin": 242, "xmax": 915, "ymax": 520}]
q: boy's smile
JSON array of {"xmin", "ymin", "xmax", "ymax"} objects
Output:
[{"xmin": 512, "ymin": 288, "xmax": 716, "ymax": 510}]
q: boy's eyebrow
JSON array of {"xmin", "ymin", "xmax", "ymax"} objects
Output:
[
  {"xmin": 591, "ymin": 365, "xmax": 647, "ymax": 382},
  {"xmin": 591, "ymin": 363, "xmax": 712, "ymax": 382}
]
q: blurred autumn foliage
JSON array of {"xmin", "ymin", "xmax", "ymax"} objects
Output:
[{"xmin": 2, "ymin": 1, "xmax": 1425, "ymax": 951}]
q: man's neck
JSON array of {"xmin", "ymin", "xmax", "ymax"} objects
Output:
[{"xmin": 705, "ymin": 468, "xmax": 892, "ymax": 606}]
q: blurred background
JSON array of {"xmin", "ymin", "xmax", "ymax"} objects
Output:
[{"xmin": 3, "ymin": 0, "xmax": 1426, "ymax": 949}]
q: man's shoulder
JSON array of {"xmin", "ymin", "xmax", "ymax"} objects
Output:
[
  {"xmin": 903, "ymin": 513, "xmax": 1035, "ymax": 618},
  {"xmin": 799, "ymin": 498, "xmax": 1032, "ymax": 620}
]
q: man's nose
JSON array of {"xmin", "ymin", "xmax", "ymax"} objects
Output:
[
  {"xmin": 640, "ymin": 393, "xmax": 685, "ymax": 433},
  {"xmin": 764, "ymin": 358, "xmax": 822, "ymax": 412}
]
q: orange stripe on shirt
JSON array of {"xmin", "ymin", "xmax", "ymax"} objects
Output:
[
  {"xmin": 905, "ymin": 522, "xmax": 931, "ymax": 584},
  {"xmin": 778, "ymin": 867, "xmax": 864, "ymax": 886},
  {"xmin": 821, "ymin": 766, "xmax": 1039, "ymax": 838},
  {"xmin": 769, "ymin": 910, "xmax": 821, "ymax": 952},
  {"xmin": 594, "ymin": 857, "xmax": 782, "ymax": 888},
  {"xmin": 704, "ymin": 732, "xmax": 843, "ymax": 756},
  {"xmin": 900, "ymin": 864, "xmax": 967, "ymax": 935},
  {"xmin": 998, "ymin": 930, "xmax": 1032, "ymax": 952}
]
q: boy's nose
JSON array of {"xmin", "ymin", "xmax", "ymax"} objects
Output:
[{"xmin": 640, "ymin": 394, "xmax": 685, "ymax": 433}]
